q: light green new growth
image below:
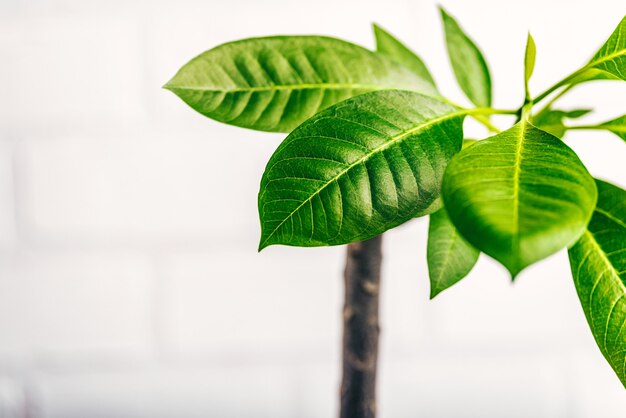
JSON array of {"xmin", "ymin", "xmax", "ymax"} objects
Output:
[{"xmin": 524, "ymin": 33, "xmax": 536, "ymax": 102}]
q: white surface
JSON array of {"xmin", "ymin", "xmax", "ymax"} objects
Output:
[{"xmin": 0, "ymin": 0, "xmax": 625, "ymax": 416}]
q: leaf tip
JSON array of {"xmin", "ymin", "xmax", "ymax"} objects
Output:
[
  {"xmin": 429, "ymin": 287, "xmax": 442, "ymax": 300},
  {"xmin": 438, "ymin": 5, "xmax": 456, "ymax": 24},
  {"xmin": 258, "ymin": 230, "xmax": 275, "ymax": 252},
  {"xmin": 162, "ymin": 81, "xmax": 177, "ymax": 92},
  {"xmin": 257, "ymin": 240, "xmax": 269, "ymax": 252},
  {"xmin": 438, "ymin": 5, "xmax": 449, "ymax": 18},
  {"xmin": 508, "ymin": 267, "xmax": 522, "ymax": 282}
]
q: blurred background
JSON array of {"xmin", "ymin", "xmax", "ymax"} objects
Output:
[{"xmin": 1, "ymin": 0, "xmax": 625, "ymax": 416}]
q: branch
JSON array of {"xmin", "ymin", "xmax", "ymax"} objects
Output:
[{"xmin": 340, "ymin": 235, "xmax": 383, "ymax": 418}]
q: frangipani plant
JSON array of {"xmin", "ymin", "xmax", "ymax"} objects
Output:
[{"xmin": 165, "ymin": 7, "xmax": 626, "ymax": 417}]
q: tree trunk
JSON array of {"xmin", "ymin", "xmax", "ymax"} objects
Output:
[{"xmin": 340, "ymin": 235, "xmax": 383, "ymax": 418}]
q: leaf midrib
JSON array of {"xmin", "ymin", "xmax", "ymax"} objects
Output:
[
  {"xmin": 557, "ymin": 49, "xmax": 626, "ymax": 90},
  {"xmin": 434, "ymin": 226, "xmax": 459, "ymax": 285},
  {"xmin": 589, "ymin": 48, "xmax": 626, "ymax": 72},
  {"xmin": 166, "ymin": 83, "xmax": 392, "ymax": 94},
  {"xmin": 511, "ymin": 121, "xmax": 526, "ymax": 261},
  {"xmin": 596, "ymin": 207, "xmax": 626, "ymax": 229},
  {"xmin": 593, "ymin": 48, "xmax": 626, "ymax": 63},
  {"xmin": 582, "ymin": 230, "xmax": 626, "ymax": 352},
  {"xmin": 260, "ymin": 109, "xmax": 467, "ymax": 248}
]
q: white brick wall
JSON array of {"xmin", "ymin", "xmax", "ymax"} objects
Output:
[
  {"xmin": 0, "ymin": 0, "xmax": 624, "ymax": 416},
  {"xmin": 0, "ymin": 252, "xmax": 153, "ymax": 365}
]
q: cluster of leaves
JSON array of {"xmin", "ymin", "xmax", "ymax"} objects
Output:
[{"xmin": 166, "ymin": 8, "xmax": 626, "ymax": 387}]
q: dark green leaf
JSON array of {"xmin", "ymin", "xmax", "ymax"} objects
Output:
[
  {"xmin": 599, "ymin": 115, "xmax": 626, "ymax": 142},
  {"xmin": 568, "ymin": 179, "xmax": 626, "ymax": 388},
  {"xmin": 588, "ymin": 15, "xmax": 626, "ymax": 81},
  {"xmin": 524, "ymin": 33, "xmax": 536, "ymax": 99},
  {"xmin": 533, "ymin": 108, "xmax": 593, "ymax": 138},
  {"xmin": 258, "ymin": 90, "xmax": 465, "ymax": 249},
  {"xmin": 165, "ymin": 36, "xmax": 437, "ymax": 133},
  {"xmin": 428, "ymin": 208, "xmax": 480, "ymax": 298},
  {"xmin": 414, "ymin": 197, "xmax": 443, "ymax": 219},
  {"xmin": 373, "ymin": 24, "xmax": 437, "ymax": 90},
  {"xmin": 416, "ymin": 140, "xmax": 477, "ymax": 220},
  {"xmin": 440, "ymin": 7, "xmax": 492, "ymax": 107},
  {"xmin": 442, "ymin": 121, "xmax": 597, "ymax": 277}
]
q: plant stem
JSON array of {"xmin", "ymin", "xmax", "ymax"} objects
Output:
[
  {"xmin": 532, "ymin": 66, "xmax": 589, "ymax": 104},
  {"xmin": 472, "ymin": 115, "xmax": 501, "ymax": 133},
  {"xmin": 565, "ymin": 125, "xmax": 607, "ymax": 130},
  {"xmin": 535, "ymin": 84, "xmax": 575, "ymax": 116},
  {"xmin": 468, "ymin": 108, "xmax": 518, "ymax": 133},
  {"xmin": 340, "ymin": 235, "xmax": 383, "ymax": 418}
]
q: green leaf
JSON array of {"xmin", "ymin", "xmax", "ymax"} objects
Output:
[
  {"xmin": 599, "ymin": 115, "xmax": 626, "ymax": 142},
  {"xmin": 373, "ymin": 24, "xmax": 437, "ymax": 90},
  {"xmin": 428, "ymin": 208, "xmax": 480, "ymax": 298},
  {"xmin": 568, "ymin": 68, "xmax": 619, "ymax": 85},
  {"xmin": 440, "ymin": 7, "xmax": 492, "ymax": 107},
  {"xmin": 416, "ymin": 140, "xmax": 477, "ymax": 221},
  {"xmin": 533, "ymin": 108, "xmax": 593, "ymax": 138},
  {"xmin": 524, "ymin": 33, "xmax": 536, "ymax": 100},
  {"xmin": 164, "ymin": 36, "xmax": 437, "ymax": 133},
  {"xmin": 568, "ymin": 179, "xmax": 626, "ymax": 387},
  {"xmin": 563, "ymin": 109, "xmax": 594, "ymax": 118},
  {"xmin": 414, "ymin": 197, "xmax": 443, "ymax": 219},
  {"xmin": 588, "ymin": 15, "xmax": 626, "ymax": 81},
  {"xmin": 258, "ymin": 90, "xmax": 465, "ymax": 249},
  {"xmin": 442, "ymin": 121, "xmax": 597, "ymax": 277}
]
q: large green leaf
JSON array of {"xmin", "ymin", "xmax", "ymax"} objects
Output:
[
  {"xmin": 164, "ymin": 36, "xmax": 437, "ymax": 133},
  {"xmin": 258, "ymin": 90, "xmax": 465, "ymax": 249},
  {"xmin": 442, "ymin": 121, "xmax": 597, "ymax": 277},
  {"xmin": 568, "ymin": 179, "xmax": 626, "ymax": 387},
  {"xmin": 440, "ymin": 7, "xmax": 492, "ymax": 107},
  {"xmin": 373, "ymin": 24, "xmax": 437, "ymax": 90},
  {"xmin": 532, "ymin": 108, "xmax": 592, "ymax": 138},
  {"xmin": 598, "ymin": 114, "xmax": 626, "ymax": 142},
  {"xmin": 588, "ymin": 15, "xmax": 626, "ymax": 81},
  {"xmin": 427, "ymin": 208, "xmax": 480, "ymax": 298}
]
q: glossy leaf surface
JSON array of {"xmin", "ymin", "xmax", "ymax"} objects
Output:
[
  {"xmin": 442, "ymin": 121, "xmax": 597, "ymax": 277},
  {"xmin": 569, "ymin": 179, "xmax": 626, "ymax": 387},
  {"xmin": 373, "ymin": 24, "xmax": 437, "ymax": 90},
  {"xmin": 428, "ymin": 208, "xmax": 480, "ymax": 298},
  {"xmin": 258, "ymin": 90, "xmax": 465, "ymax": 249},
  {"xmin": 440, "ymin": 7, "xmax": 492, "ymax": 107},
  {"xmin": 588, "ymin": 15, "xmax": 626, "ymax": 81},
  {"xmin": 165, "ymin": 36, "xmax": 437, "ymax": 132}
]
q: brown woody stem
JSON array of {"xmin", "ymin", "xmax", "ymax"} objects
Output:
[{"xmin": 340, "ymin": 235, "xmax": 383, "ymax": 418}]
